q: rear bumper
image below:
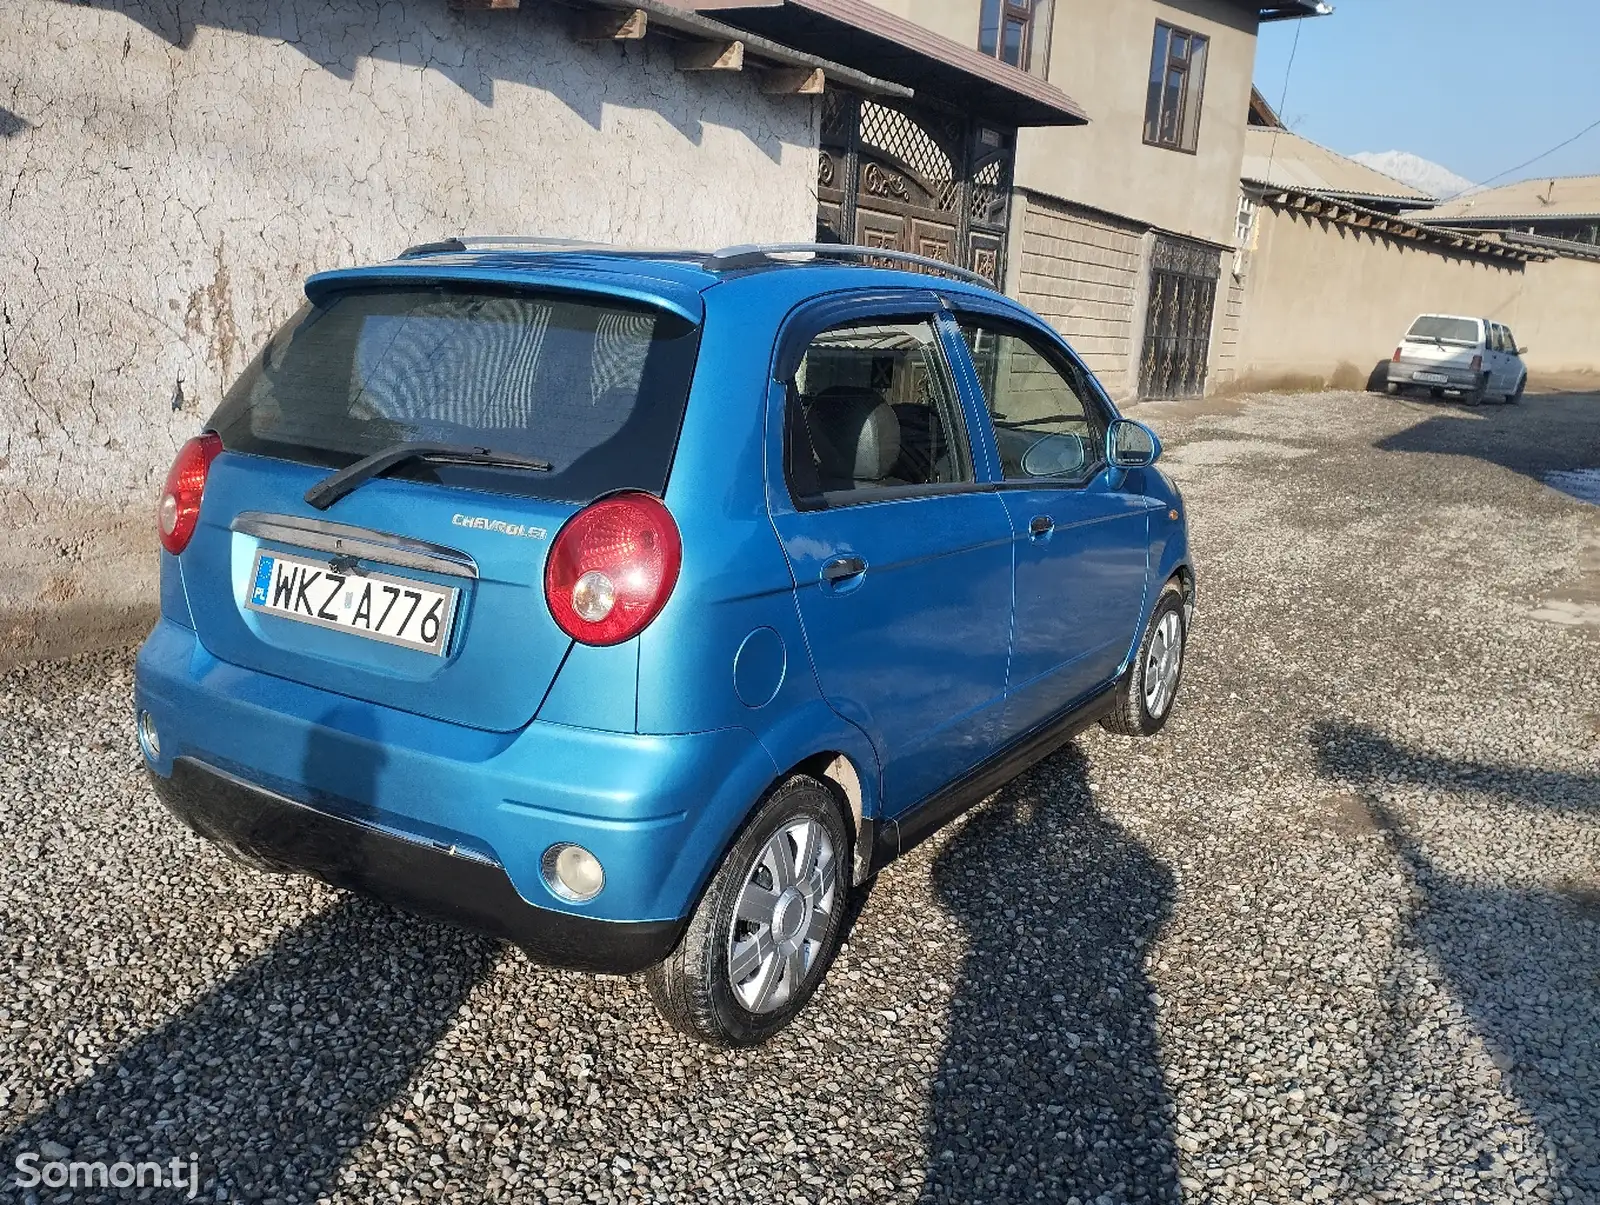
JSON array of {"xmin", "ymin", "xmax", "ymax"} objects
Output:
[
  {"xmin": 1392, "ymin": 358, "xmax": 1480, "ymax": 388},
  {"xmin": 135, "ymin": 619, "xmax": 782, "ymax": 930},
  {"xmin": 151, "ymin": 757, "xmax": 682, "ymax": 973}
]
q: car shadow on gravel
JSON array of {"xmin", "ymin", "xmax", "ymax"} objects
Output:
[
  {"xmin": 1312, "ymin": 722, "xmax": 1599, "ymax": 1199},
  {"xmin": 1373, "ymin": 390, "xmax": 1600, "ymax": 498},
  {"xmin": 1, "ymin": 896, "xmax": 498, "ymax": 1202},
  {"xmin": 921, "ymin": 742, "xmax": 1180, "ymax": 1205}
]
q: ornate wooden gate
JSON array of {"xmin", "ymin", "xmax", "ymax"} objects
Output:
[
  {"xmin": 1138, "ymin": 236, "xmax": 1220, "ymax": 399},
  {"xmin": 817, "ymin": 93, "xmax": 1014, "ymax": 286}
]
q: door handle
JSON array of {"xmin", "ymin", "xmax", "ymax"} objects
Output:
[
  {"xmin": 820, "ymin": 555, "xmax": 868, "ymax": 584},
  {"xmin": 1028, "ymin": 515, "xmax": 1054, "ymax": 540}
]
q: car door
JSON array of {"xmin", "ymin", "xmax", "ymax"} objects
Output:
[
  {"xmin": 1502, "ymin": 324, "xmax": 1525, "ymax": 389},
  {"xmin": 764, "ymin": 297, "xmax": 1015, "ymax": 817},
  {"xmin": 1486, "ymin": 323, "xmax": 1508, "ymax": 392},
  {"xmin": 945, "ymin": 305, "xmax": 1153, "ymax": 737}
]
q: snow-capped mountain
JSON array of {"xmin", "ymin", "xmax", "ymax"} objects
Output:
[{"xmin": 1349, "ymin": 151, "xmax": 1475, "ymax": 201}]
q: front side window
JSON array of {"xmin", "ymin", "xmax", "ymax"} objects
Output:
[
  {"xmin": 979, "ymin": 0, "xmax": 1038, "ymax": 70},
  {"xmin": 786, "ymin": 319, "xmax": 973, "ymax": 505},
  {"xmin": 210, "ymin": 286, "xmax": 699, "ymax": 502},
  {"xmin": 1502, "ymin": 326, "xmax": 1520, "ymax": 353},
  {"xmin": 1143, "ymin": 22, "xmax": 1209, "ymax": 153},
  {"xmin": 959, "ymin": 321, "xmax": 1107, "ymax": 485}
]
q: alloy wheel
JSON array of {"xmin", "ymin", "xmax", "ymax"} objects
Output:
[
  {"xmin": 1143, "ymin": 610, "xmax": 1183, "ymax": 719},
  {"xmin": 726, "ymin": 818, "xmax": 838, "ymax": 1014}
]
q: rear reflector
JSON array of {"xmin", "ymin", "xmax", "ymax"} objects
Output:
[
  {"xmin": 1471, "ymin": 354, "xmax": 1483, "ymax": 372},
  {"xmin": 158, "ymin": 432, "xmax": 223, "ymax": 555},
  {"xmin": 1392, "ymin": 347, "xmax": 1402, "ymax": 362},
  {"xmin": 544, "ymin": 493, "xmax": 682, "ymax": 646}
]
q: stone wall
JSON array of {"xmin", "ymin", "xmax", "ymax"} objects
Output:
[
  {"xmin": 1228, "ymin": 199, "xmax": 1600, "ymax": 393},
  {"xmin": 0, "ymin": 0, "xmax": 819, "ymax": 665},
  {"xmin": 1012, "ymin": 191, "xmax": 1147, "ymax": 400},
  {"xmin": 1210, "ymin": 271, "xmax": 1246, "ymax": 390}
]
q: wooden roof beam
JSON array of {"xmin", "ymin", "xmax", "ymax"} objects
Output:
[
  {"xmin": 574, "ymin": 7, "xmax": 647, "ymax": 40},
  {"xmin": 762, "ymin": 66, "xmax": 825, "ymax": 95},
  {"xmin": 675, "ymin": 38, "xmax": 744, "ymax": 71}
]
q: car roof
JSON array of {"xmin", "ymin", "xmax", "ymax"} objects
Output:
[{"xmin": 305, "ymin": 245, "xmax": 1015, "ymax": 320}]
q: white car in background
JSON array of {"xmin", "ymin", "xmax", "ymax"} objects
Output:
[{"xmin": 1387, "ymin": 314, "xmax": 1527, "ymax": 405}]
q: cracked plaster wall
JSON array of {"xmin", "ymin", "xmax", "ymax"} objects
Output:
[{"xmin": 0, "ymin": 0, "xmax": 820, "ymax": 665}]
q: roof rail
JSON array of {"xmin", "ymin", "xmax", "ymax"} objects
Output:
[
  {"xmin": 397, "ymin": 235, "xmax": 617, "ymax": 259},
  {"xmin": 705, "ymin": 243, "xmax": 994, "ymax": 287}
]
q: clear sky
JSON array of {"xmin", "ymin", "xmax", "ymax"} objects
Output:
[{"xmin": 1253, "ymin": 0, "xmax": 1600, "ymax": 187}]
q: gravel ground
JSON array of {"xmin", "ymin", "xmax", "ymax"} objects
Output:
[{"xmin": 1, "ymin": 387, "xmax": 1596, "ymax": 1204}]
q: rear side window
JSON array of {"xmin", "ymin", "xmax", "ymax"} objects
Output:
[
  {"xmin": 209, "ymin": 286, "xmax": 700, "ymax": 502},
  {"xmin": 785, "ymin": 318, "xmax": 973, "ymax": 506},
  {"xmin": 1405, "ymin": 316, "xmax": 1480, "ymax": 346}
]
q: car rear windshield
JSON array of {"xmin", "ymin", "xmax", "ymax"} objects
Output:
[
  {"xmin": 1405, "ymin": 316, "xmax": 1480, "ymax": 346},
  {"xmin": 209, "ymin": 285, "xmax": 700, "ymax": 502}
]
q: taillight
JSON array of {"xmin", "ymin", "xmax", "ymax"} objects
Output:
[
  {"xmin": 544, "ymin": 493, "xmax": 682, "ymax": 646},
  {"xmin": 1471, "ymin": 354, "xmax": 1482, "ymax": 372},
  {"xmin": 1392, "ymin": 347, "xmax": 1402, "ymax": 362},
  {"xmin": 158, "ymin": 432, "xmax": 223, "ymax": 555}
]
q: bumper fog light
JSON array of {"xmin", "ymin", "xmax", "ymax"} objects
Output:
[
  {"xmin": 137, "ymin": 710, "xmax": 160, "ymax": 760},
  {"xmin": 542, "ymin": 843, "xmax": 605, "ymax": 902}
]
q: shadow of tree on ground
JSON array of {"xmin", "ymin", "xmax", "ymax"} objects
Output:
[
  {"xmin": 922, "ymin": 743, "xmax": 1180, "ymax": 1204},
  {"xmin": 2, "ymin": 898, "xmax": 498, "ymax": 1202},
  {"xmin": 1311, "ymin": 721, "xmax": 1599, "ymax": 1199}
]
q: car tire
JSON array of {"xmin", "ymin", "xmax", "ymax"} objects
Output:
[
  {"xmin": 1429, "ymin": 387, "xmax": 1444, "ymax": 399},
  {"xmin": 1464, "ymin": 373, "xmax": 1489, "ymax": 406},
  {"xmin": 1101, "ymin": 580, "xmax": 1187, "ymax": 738},
  {"xmin": 644, "ymin": 775, "xmax": 850, "ymax": 1046},
  {"xmin": 1506, "ymin": 375, "xmax": 1525, "ymax": 404}
]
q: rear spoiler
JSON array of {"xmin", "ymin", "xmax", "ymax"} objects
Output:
[{"xmin": 304, "ymin": 264, "xmax": 705, "ymax": 326}]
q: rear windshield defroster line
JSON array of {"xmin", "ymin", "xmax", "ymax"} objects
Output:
[{"xmin": 208, "ymin": 284, "xmax": 702, "ymax": 503}]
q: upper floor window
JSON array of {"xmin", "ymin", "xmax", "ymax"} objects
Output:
[
  {"xmin": 979, "ymin": 0, "xmax": 1036, "ymax": 71},
  {"xmin": 1144, "ymin": 22, "xmax": 1209, "ymax": 153}
]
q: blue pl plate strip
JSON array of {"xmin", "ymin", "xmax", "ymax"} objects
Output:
[{"xmin": 250, "ymin": 555, "xmax": 275, "ymax": 607}]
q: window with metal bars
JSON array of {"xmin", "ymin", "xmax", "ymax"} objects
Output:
[{"xmin": 1143, "ymin": 21, "xmax": 1209, "ymax": 154}]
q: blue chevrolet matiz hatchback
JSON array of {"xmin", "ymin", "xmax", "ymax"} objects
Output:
[{"xmin": 135, "ymin": 240, "xmax": 1193, "ymax": 1045}]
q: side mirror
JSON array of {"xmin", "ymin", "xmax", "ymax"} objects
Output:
[
  {"xmin": 1514, "ymin": 345, "xmax": 1528, "ymax": 356},
  {"xmin": 1020, "ymin": 433, "xmax": 1087, "ymax": 478},
  {"xmin": 1106, "ymin": 418, "xmax": 1161, "ymax": 468}
]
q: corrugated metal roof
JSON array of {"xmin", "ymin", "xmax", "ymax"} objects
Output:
[
  {"xmin": 1415, "ymin": 175, "xmax": 1600, "ymax": 223},
  {"xmin": 1241, "ymin": 128, "xmax": 1433, "ymax": 202}
]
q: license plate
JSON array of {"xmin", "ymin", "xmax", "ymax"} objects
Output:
[
  {"xmin": 1411, "ymin": 371, "xmax": 1449, "ymax": 384},
  {"xmin": 246, "ymin": 551, "xmax": 458, "ymax": 655}
]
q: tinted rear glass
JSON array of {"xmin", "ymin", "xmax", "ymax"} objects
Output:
[
  {"xmin": 1406, "ymin": 316, "xmax": 1480, "ymax": 345},
  {"xmin": 209, "ymin": 286, "xmax": 700, "ymax": 502}
]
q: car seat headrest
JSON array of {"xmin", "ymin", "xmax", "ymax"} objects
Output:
[{"xmin": 807, "ymin": 387, "xmax": 901, "ymax": 484}]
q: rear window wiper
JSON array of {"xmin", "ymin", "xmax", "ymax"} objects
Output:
[{"xmin": 304, "ymin": 441, "xmax": 553, "ymax": 510}]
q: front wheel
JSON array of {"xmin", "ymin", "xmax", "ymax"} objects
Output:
[
  {"xmin": 644, "ymin": 776, "xmax": 849, "ymax": 1046},
  {"xmin": 1102, "ymin": 581, "xmax": 1187, "ymax": 737},
  {"xmin": 1506, "ymin": 375, "xmax": 1525, "ymax": 404}
]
